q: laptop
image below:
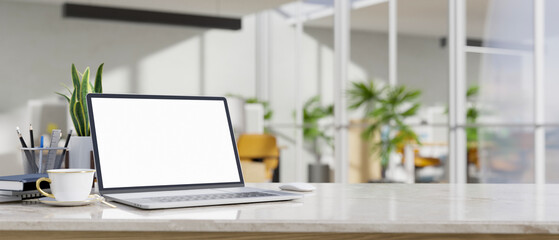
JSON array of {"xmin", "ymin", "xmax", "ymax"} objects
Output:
[{"xmin": 86, "ymin": 93, "xmax": 302, "ymax": 209}]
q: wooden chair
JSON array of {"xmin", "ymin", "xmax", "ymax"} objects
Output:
[{"xmin": 237, "ymin": 134, "xmax": 280, "ymax": 182}]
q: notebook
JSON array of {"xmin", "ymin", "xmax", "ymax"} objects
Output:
[
  {"xmin": 0, "ymin": 173, "xmax": 49, "ymax": 191},
  {"xmin": 87, "ymin": 94, "xmax": 301, "ymax": 209},
  {"xmin": 0, "ymin": 190, "xmax": 46, "ymax": 202}
]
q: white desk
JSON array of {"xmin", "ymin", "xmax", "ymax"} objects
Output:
[{"xmin": 1, "ymin": 183, "xmax": 559, "ymax": 239}]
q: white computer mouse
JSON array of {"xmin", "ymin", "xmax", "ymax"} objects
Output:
[{"xmin": 279, "ymin": 182, "xmax": 316, "ymax": 192}]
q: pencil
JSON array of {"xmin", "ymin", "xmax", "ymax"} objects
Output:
[
  {"xmin": 29, "ymin": 124, "xmax": 34, "ymax": 148},
  {"xmin": 16, "ymin": 127, "xmax": 38, "ymax": 173},
  {"xmin": 55, "ymin": 130, "xmax": 72, "ymax": 169}
]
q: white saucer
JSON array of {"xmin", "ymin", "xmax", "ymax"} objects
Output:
[{"xmin": 39, "ymin": 196, "xmax": 97, "ymax": 207}]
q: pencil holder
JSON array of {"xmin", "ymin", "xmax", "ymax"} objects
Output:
[{"xmin": 21, "ymin": 147, "xmax": 69, "ymax": 174}]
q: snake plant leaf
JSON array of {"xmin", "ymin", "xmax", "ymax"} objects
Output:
[
  {"xmin": 80, "ymin": 67, "xmax": 91, "ymax": 135},
  {"xmin": 80, "ymin": 67, "xmax": 90, "ymax": 103},
  {"xmin": 73, "ymin": 100, "xmax": 85, "ymax": 136},
  {"xmin": 59, "ymin": 82, "xmax": 73, "ymax": 96},
  {"xmin": 70, "ymin": 65, "xmax": 83, "ymax": 136},
  {"xmin": 94, "ymin": 63, "xmax": 103, "ymax": 93},
  {"xmin": 55, "ymin": 82, "xmax": 72, "ymax": 103},
  {"xmin": 71, "ymin": 64, "xmax": 81, "ymax": 98},
  {"xmin": 61, "ymin": 64, "xmax": 104, "ymax": 136},
  {"xmin": 69, "ymin": 87, "xmax": 78, "ymax": 133},
  {"xmin": 88, "ymin": 81, "xmax": 94, "ymax": 94},
  {"xmin": 55, "ymin": 92, "xmax": 70, "ymax": 102}
]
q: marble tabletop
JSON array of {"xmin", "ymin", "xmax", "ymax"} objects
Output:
[{"xmin": 1, "ymin": 183, "xmax": 559, "ymax": 234}]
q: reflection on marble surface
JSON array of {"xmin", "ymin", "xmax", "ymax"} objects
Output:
[
  {"xmin": 101, "ymin": 208, "xmax": 240, "ymax": 220},
  {"xmin": 2, "ymin": 183, "xmax": 559, "ymax": 233}
]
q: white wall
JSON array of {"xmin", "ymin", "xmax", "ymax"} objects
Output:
[
  {"xmin": 0, "ymin": 1, "xmax": 471, "ymax": 181},
  {"xmin": 0, "ymin": 0, "xmax": 257, "ymax": 175}
]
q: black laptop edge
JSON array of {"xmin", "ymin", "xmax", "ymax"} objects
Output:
[{"xmin": 86, "ymin": 93, "xmax": 246, "ymax": 195}]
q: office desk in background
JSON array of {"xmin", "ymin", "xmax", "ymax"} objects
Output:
[{"xmin": 1, "ymin": 183, "xmax": 559, "ymax": 239}]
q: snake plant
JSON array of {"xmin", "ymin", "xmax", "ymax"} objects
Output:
[{"xmin": 56, "ymin": 63, "xmax": 104, "ymax": 136}]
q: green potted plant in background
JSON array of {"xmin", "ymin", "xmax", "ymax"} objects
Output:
[
  {"xmin": 466, "ymin": 85, "xmax": 480, "ymax": 144},
  {"xmin": 441, "ymin": 85, "xmax": 480, "ymax": 182},
  {"xmin": 226, "ymin": 94, "xmax": 273, "ymax": 134},
  {"xmin": 56, "ymin": 63, "xmax": 103, "ymax": 168},
  {"xmin": 348, "ymin": 80, "xmax": 422, "ymax": 180},
  {"xmin": 466, "ymin": 85, "xmax": 480, "ymax": 181},
  {"xmin": 244, "ymin": 97, "xmax": 273, "ymax": 121},
  {"xmin": 301, "ymin": 96, "xmax": 334, "ymax": 182}
]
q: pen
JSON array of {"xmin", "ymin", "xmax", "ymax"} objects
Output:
[
  {"xmin": 16, "ymin": 127, "xmax": 37, "ymax": 173},
  {"xmin": 38, "ymin": 136, "xmax": 44, "ymax": 173},
  {"xmin": 55, "ymin": 130, "xmax": 72, "ymax": 169},
  {"xmin": 29, "ymin": 124, "xmax": 34, "ymax": 148}
]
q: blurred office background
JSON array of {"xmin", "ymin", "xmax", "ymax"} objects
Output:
[{"xmin": 1, "ymin": 0, "xmax": 558, "ymax": 184}]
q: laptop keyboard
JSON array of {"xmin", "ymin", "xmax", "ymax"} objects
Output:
[{"xmin": 144, "ymin": 192, "xmax": 277, "ymax": 203}]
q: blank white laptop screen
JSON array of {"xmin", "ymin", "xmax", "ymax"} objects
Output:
[{"xmin": 89, "ymin": 97, "xmax": 241, "ymax": 188}]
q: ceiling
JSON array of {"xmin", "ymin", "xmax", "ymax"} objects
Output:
[
  {"xmin": 13, "ymin": 0, "xmax": 492, "ymax": 38},
  {"xmin": 13, "ymin": 0, "xmax": 293, "ymax": 18},
  {"xmin": 304, "ymin": 0, "xmax": 490, "ymax": 39}
]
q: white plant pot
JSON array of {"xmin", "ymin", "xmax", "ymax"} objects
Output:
[
  {"xmin": 244, "ymin": 103, "xmax": 264, "ymax": 134},
  {"xmin": 68, "ymin": 136, "xmax": 93, "ymax": 169}
]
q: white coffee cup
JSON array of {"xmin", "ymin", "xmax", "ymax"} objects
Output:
[{"xmin": 36, "ymin": 169, "xmax": 95, "ymax": 201}]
